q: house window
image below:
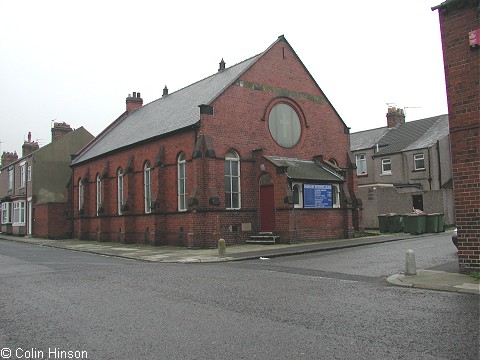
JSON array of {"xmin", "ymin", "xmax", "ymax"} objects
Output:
[
  {"xmin": 96, "ymin": 174, "xmax": 102, "ymax": 216},
  {"xmin": 144, "ymin": 162, "xmax": 152, "ymax": 214},
  {"xmin": 224, "ymin": 151, "xmax": 241, "ymax": 209},
  {"xmin": 1, "ymin": 202, "xmax": 12, "ymax": 224},
  {"xmin": 27, "ymin": 165, "xmax": 32, "ymax": 181},
  {"xmin": 381, "ymin": 158, "xmax": 392, "ymax": 175},
  {"xmin": 20, "ymin": 163, "xmax": 26, "ymax": 188},
  {"xmin": 8, "ymin": 169, "xmax": 13, "ymax": 190},
  {"xmin": 13, "ymin": 201, "xmax": 25, "ymax": 225},
  {"xmin": 414, "ymin": 154, "xmax": 425, "ymax": 170},
  {"xmin": 117, "ymin": 168, "xmax": 124, "ymax": 215},
  {"xmin": 177, "ymin": 153, "xmax": 187, "ymax": 211},
  {"xmin": 356, "ymin": 154, "xmax": 367, "ymax": 175},
  {"xmin": 78, "ymin": 179, "xmax": 84, "ymax": 211},
  {"xmin": 292, "ymin": 183, "xmax": 303, "ymax": 208}
]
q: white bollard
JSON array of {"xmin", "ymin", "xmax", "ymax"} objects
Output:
[
  {"xmin": 405, "ymin": 249, "xmax": 417, "ymax": 275},
  {"xmin": 218, "ymin": 238, "xmax": 226, "ymax": 258}
]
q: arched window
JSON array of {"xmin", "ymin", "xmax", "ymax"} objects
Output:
[
  {"xmin": 225, "ymin": 151, "xmax": 241, "ymax": 209},
  {"xmin": 292, "ymin": 183, "xmax": 303, "ymax": 208},
  {"xmin": 177, "ymin": 153, "xmax": 187, "ymax": 211},
  {"xmin": 78, "ymin": 179, "xmax": 84, "ymax": 211},
  {"xmin": 96, "ymin": 174, "xmax": 102, "ymax": 216},
  {"xmin": 117, "ymin": 168, "xmax": 124, "ymax": 215},
  {"xmin": 144, "ymin": 162, "xmax": 151, "ymax": 214},
  {"xmin": 332, "ymin": 184, "xmax": 340, "ymax": 208}
]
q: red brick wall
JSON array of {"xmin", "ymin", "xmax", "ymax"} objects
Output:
[
  {"xmin": 205, "ymin": 41, "xmax": 350, "ymax": 168},
  {"xmin": 71, "ymin": 38, "xmax": 359, "ymax": 248},
  {"xmin": 437, "ymin": 2, "xmax": 480, "ymax": 273},
  {"xmin": 33, "ymin": 202, "xmax": 71, "ymax": 239}
]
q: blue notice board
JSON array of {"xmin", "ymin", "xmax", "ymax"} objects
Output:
[{"xmin": 303, "ymin": 184, "xmax": 332, "ymax": 208}]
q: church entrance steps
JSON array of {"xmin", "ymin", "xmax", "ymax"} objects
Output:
[{"xmin": 247, "ymin": 232, "xmax": 279, "ymax": 244}]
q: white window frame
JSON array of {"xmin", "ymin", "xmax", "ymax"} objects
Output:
[
  {"xmin": 13, "ymin": 201, "xmax": 25, "ymax": 225},
  {"xmin": 78, "ymin": 179, "xmax": 84, "ymax": 211},
  {"xmin": 292, "ymin": 182, "xmax": 303, "ymax": 208},
  {"xmin": 96, "ymin": 174, "xmax": 102, "ymax": 216},
  {"xmin": 117, "ymin": 168, "xmax": 124, "ymax": 215},
  {"xmin": 414, "ymin": 153, "xmax": 425, "ymax": 170},
  {"xmin": 27, "ymin": 164, "xmax": 32, "ymax": 182},
  {"xmin": 144, "ymin": 162, "xmax": 152, "ymax": 214},
  {"xmin": 356, "ymin": 154, "xmax": 367, "ymax": 175},
  {"xmin": 225, "ymin": 151, "xmax": 241, "ymax": 210},
  {"xmin": 177, "ymin": 153, "xmax": 187, "ymax": 211},
  {"xmin": 1, "ymin": 202, "xmax": 12, "ymax": 224},
  {"xmin": 19, "ymin": 162, "xmax": 26, "ymax": 188},
  {"xmin": 381, "ymin": 158, "xmax": 392, "ymax": 175}
]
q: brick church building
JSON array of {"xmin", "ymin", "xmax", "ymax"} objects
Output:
[{"xmin": 71, "ymin": 36, "xmax": 361, "ymax": 247}]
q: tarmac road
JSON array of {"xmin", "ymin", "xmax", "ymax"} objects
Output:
[{"xmin": 0, "ymin": 236, "xmax": 478, "ymax": 360}]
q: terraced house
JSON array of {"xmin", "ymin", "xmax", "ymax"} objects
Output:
[
  {"xmin": 70, "ymin": 36, "xmax": 361, "ymax": 248},
  {"xmin": 350, "ymin": 108, "xmax": 454, "ymax": 229},
  {"xmin": 0, "ymin": 123, "xmax": 93, "ymax": 238}
]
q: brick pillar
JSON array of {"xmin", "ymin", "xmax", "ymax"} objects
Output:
[{"xmin": 434, "ymin": 2, "xmax": 480, "ymax": 273}]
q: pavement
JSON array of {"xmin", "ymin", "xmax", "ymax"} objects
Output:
[{"xmin": 0, "ymin": 231, "xmax": 478, "ymax": 295}]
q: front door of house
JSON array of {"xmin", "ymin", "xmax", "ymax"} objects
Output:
[{"xmin": 259, "ymin": 174, "xmax": 275, "ymax": 232}]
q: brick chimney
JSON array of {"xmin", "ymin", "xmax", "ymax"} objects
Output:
[
  {"xmin": 51, "ymin": 122, "xmax": 73, "ymax": 142},
  {"xmin": 386, "ymin": 107, "xmax": 405, "ymax": 128},
  {"xmin": 22, "ymin": 131, "xmax": 40, "ymax": 157},
  {"xmin": 1, "ymin": 151, "xmax": 18, "ymax": 167},
  {"xmin": 126, "ymin": 92, "xmax": 143, "ymax": 113}
]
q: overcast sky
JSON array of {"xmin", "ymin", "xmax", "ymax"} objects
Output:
[{"xmin": 0, "ymin": 0, "xmax": 448, "ymax": 156}]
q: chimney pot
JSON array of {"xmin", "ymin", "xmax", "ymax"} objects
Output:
[
  {"xmin": 163, "ymin": 86, "xmax": 169, "ymax": 97},
  {"xmin": 126, "ymin": 91, "xmax": 143, "ymax": 112},
  {"xmin": 1, "ymin": 151, "xmax": 19, "ymax": 167}
]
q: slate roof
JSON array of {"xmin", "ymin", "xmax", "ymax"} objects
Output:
[
  {"xmin": 350, "ymin": 114, "xmax": 449, "ymax": 157},
  {"xmin": 375, "ymin": 114, "xmax": 449, "ymax": 157},
  {"xmin": 72, "ymin": 54, "xmax": 262, "ymax": 165},
  {"xmin": 265, "ymin": 156, "xmax": 345, "ymax": 182},
  {"xmin": 350, "ymin": 127, "xmax": 390, "ymax": 151}
]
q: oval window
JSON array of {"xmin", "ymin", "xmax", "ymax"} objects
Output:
[{"xmin": 268, "ymin": 103, "xmax": 301, "ymax": 148}]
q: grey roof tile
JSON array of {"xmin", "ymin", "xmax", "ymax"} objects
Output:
[
  {"xmin": 350, "ymin": 127, "xmax": 390, "ymax": 151},
  {"xmin": 374, "ymin": 114, "xmax": 448, "ymax": 157},
  {"xmin": 265, "ymin": 156, "xmax": 344, "ymax": 182},
  {"xmin": 72, "ymin": 54, "xmax": 261, "ymax": 165},
  {"xmin": 403, "ymin": 114, "xmax": 449, "ymax": 151},
  {"xmin": 350, "ymin": 114, "xmax": 449, "ymax": 156}
]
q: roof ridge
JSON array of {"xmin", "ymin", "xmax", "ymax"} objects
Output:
[
  {"xmin": 351, "ymin": 125, "xmax": 388, "ymax": 135},
  {"xmin": 142, "ymin": 53, "xmax": 263, "ymax": 108}
]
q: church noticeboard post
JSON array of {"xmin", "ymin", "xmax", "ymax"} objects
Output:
[{"xmin": 303, "ymin": 184, "xmax": 332, "ymax": 208}]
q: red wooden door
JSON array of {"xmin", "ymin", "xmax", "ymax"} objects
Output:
[{"xmin": 260, "ymin": 185, "xmax": 275, "ymax": 232}]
